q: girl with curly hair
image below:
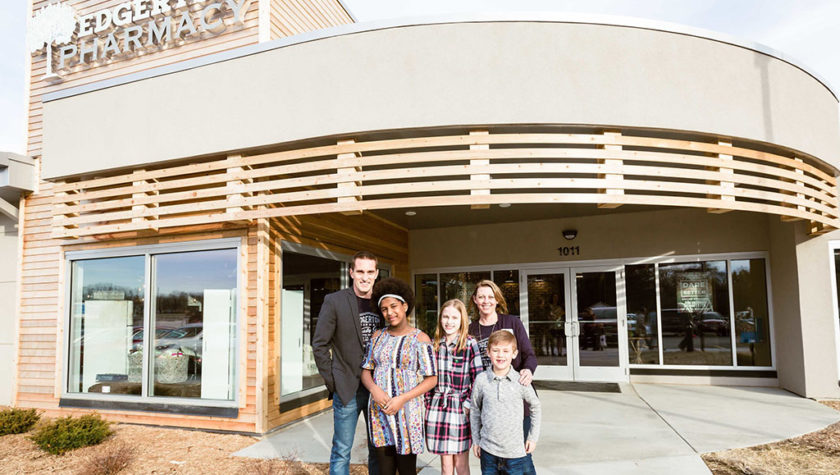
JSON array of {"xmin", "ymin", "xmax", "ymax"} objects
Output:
[{"xmin": 361, "ymin": 278, "xmax": 437, "ymax": 474}]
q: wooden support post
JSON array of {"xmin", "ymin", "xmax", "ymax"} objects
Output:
[
  {"xmin": 131, "ymin": 169, "xmax": 159, "ymax": 230},
  {"xmin": 598, "ymin": 130, "xmax": 624, "ymax": 209},
  {"xmin": 470, "ymin": 130, "xmax": 490, "ymax": 209},
  {"xmin": 781, "ymin": 157, "xmax": 807, "ymax": 222},
  {"xmin": 337, "ymin": 139, "xmax": 363, "ymax": 215},
  {"xmin": 708, "ymin": 140, "xmax": 735, "ymax": 214},
  {"xmin": 256, "ymin": 218, "xmax": 270, "ymax": 434}
]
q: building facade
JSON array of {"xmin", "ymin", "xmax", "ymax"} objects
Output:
[{"xmin": 11, "ymin": 3, "xmax": 840, "ymax": 433}]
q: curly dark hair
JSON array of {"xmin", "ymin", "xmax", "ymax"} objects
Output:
[{"xmin": 371, "ymin": 277, "xmax": 415, "ymax": 317}]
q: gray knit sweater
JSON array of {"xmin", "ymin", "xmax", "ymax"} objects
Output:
[{"xmin": 470, "ymin": 368, "xmax": 541, "ymax": 459}]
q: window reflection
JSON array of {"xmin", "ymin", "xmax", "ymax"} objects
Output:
[
  {"xmin": 68, "ymin": 256, "xmax": 145, "ymax": 395},
  {"xmin": 281, "ymin": 252, "xmax": 341, "ymax": 396},
  {"xmin": 659, "ymin": 261, "xmax": 732, "ymax": 366},
  {"xmin": 441, "ymin": 271, "xmax": 491, "ymax": 316},
  {"xmin": 151, "ymin": 249, "xmax": 237, "ymax": 399},
  {"xmin": 731, "ymin": 259, "xmax": 771, "ymax": 366},
  {"xmin": 415, "ymin": 274, "xmax": 438, "ymax": 336},
  {"xmin": 625, "ymin": 264, "xmax": 659, "ymax": 364},
  {"xmin": 493, "ymin": 270, "xmax": 520, "ymax": 316},
  {"xmin": 527, "ymin": 273, "xmax": 566, "ymax": 366}
]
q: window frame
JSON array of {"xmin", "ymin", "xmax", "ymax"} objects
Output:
[{"xmin": 61, "ymin": 238, "xmax": 242, "ymax": 408}]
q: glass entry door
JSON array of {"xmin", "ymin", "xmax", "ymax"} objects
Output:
[{"xmin": 524, "ymin": 265, "xmax": 627, "ymax": 382}]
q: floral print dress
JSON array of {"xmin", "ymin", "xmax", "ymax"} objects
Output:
[{"xmin": 362, "ymin": 328, "xmax": 437, "ymax": 454}]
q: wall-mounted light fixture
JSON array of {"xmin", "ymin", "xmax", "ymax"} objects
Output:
[{"xmin": 562, "ymin": 229, "xmax": 578, "ymax": 240}]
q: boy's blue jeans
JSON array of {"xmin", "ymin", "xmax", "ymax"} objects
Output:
[
  {"xmin": 329, "ymin": 386, "xmax": 379, "ymax": 475},
  {"xmin": 479, "ymin": 450, "xmax": 530, "ymax": 475}
]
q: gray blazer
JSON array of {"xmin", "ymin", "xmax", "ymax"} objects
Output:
[{"xmin": 312, "ymin": 287, "xmax": 382, "ymax": 406}]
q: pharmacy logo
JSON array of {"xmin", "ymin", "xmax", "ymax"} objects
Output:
[
  {"xmin": 26, "ymin": 1, "xmax": 78, "ymax": 80},
  {"xmin": 27, "ymin": 1, "xmax": 250, "ymax": 80}
]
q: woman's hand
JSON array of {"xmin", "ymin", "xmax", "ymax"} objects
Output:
[
  {"xmin": 371, "ymin": 387, "xmax": 391, "ymax": 409},
  {"xmin": 383, "ymin": 394, "xmax": 406, "ymax": 415},
  {"xmin": 525, "ymin": 440, "xmax": 537, "ymax": 454},
  {"xmin": 473, "ymin": 445, "xmax": 481, "ymax": 457},
  {"xmin": 362, "ymin": 369, "xmax": 391, "ymax": 409},
  {"xmin": 519, "ymin": 368, "xmax": 533, "ymax": 385}
]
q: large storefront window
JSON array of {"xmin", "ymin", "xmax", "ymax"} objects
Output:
[
  {"xmin": 731, "ymin": 259, "xmax": 771, "ymax": 366},
  {"xmin": 658, "ymin": 260, "xmax": 732, "ymax": 366},
  {"xmin": 67, "ymin": 242, "xmax": 238, "ymax": 402},
  {"xmin": 625, "ymin": 264, "xmax": 659, "ymax": 365},
  {"xmin": 68, "ymin": 256, "xmax": 145, "ymax": 395},
  {"xmin": 151, "ymin": 250, "xmax": 237, "ymax": 399},
  {"xmin": 280, "ymin": 251, "xmax": 341, "ymax": 396}
]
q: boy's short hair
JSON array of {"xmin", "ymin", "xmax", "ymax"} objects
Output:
[{"xmin": 487, "ymin": 330, "xmax": 517, "ymax": 351}]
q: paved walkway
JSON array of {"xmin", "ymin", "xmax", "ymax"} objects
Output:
[{"xmin": 235, "ymin": 384, "xmax": 840, "ymax": 474}]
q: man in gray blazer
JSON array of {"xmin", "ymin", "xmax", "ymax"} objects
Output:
[{"xmin": 313, "ymin": 251, "xmax": 383, "ymax": 475}]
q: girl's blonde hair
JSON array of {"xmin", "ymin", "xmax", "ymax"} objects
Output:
[
  {"xmin": 469, "ymin": 280, "xmax": 508, "ymax": 319},
  {"xmin": 434, "ymin": 299, "xmax": 471, "ymax": 352}
]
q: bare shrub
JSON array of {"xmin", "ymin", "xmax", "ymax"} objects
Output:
[{"xmin": 79, "ymin": 441, "xmax": 136, "ymax": 475}]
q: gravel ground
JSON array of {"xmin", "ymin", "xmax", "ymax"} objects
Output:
[{"xmin": 0, "ymin": 423, "xmax": 368, "ymax": 474}]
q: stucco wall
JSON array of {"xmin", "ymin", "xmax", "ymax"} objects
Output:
[
  {"xmin": 768, "ymin": 218, "xmax": 807, "ymax": 395},
  {"xmin": 42, "ymin": 20, "xmax": 840, "ymax": 178},
  {"xmin": 0, "ymin": 215, "xmax": 18, "ymax": 406},
  {"xmin": 410, "ymin": 208, "xmax": 770, "ymax": 270},
  {"xmin": 792, "ymin": 226, "xmax": 840, "ymax": 398}
]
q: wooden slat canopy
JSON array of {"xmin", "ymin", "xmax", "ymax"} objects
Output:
[{"xmin": 50, "ymin": 127, "xmax": 840, "ymax": 238}]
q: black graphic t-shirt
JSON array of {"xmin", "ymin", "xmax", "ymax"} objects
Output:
[{"xmin": 358, "ymin": 297, "xmax": 384, "ymax": 350}]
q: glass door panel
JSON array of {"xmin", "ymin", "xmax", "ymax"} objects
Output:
[
  {"xmin": 574, "ymin": 270, "xmax": 619, "ymax": 368},
  {"xmin": 570, "ymin": 266, "xmax": 627, "ymax": 381},
  {"xmin": 526, "ymin": 273, "xmax": 568, "ymax": 366}
]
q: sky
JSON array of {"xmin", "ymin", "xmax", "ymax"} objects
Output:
[{"xmin": 1, "ymin": 0, "xmax": 839, "ymax": 155}]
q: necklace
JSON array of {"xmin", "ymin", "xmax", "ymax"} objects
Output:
[{"xmin": 479, "ymin": 319, "xmax": 498, "ymax": 341}]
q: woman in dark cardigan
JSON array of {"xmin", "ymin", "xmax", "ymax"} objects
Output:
[
  {"xmin": 467, "ymin": 279, "xmax": 539, "ymax": 473},
  {"xmin": 467, "ymin": 279, "xmax": 537, "ymax": 385}
]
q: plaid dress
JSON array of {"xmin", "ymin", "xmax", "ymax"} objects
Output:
[{"xmin": 424, "ymin": 336, "xmax": 484, "ymax": 454}]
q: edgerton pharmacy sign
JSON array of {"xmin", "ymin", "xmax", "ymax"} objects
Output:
[{"xmin": 28, "ymin": 0, "xmax": 250, "ymax": 79}]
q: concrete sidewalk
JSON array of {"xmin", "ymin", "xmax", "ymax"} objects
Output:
[{"xmin": 235, "ymin": 384, "xmax": 840, "ymax": 474}]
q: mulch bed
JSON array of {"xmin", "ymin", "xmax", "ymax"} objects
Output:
[
  {"xmin": 702, "ymin": 400, "xmax": 840, "ymax": 474},
  {"xmin": 0, "ymin": 423, "xmax": 368, "ymax": 474}
]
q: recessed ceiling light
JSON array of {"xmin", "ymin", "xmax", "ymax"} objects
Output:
[
  {"xmin": 499, "ymin": 203, "xmax": 511, "ymax": 208},
  {"xmin": 405, "ymin": 210, "xmax": 417, "ymax": 216}
]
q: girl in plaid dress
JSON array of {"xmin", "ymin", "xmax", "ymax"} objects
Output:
[{"xmin": 425, "ymin": 299, "xmax": 484, "ymax": 475}]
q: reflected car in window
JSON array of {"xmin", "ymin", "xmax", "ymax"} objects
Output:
[
  {"xmin": 697, "ymin": 312, "xmax": 730, "ymax": 336},
  {"xmin": 155, "ymin": 324, "xmax": 203, "ymax": 359}
]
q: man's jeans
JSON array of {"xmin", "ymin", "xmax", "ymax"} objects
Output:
[
  {"xmin": 480, "ymin": 449, "xmax": 530, "ymax": 475},
  {"xmin": 329, "ymin": 385, "xmax": 379, "ymax": 475}
]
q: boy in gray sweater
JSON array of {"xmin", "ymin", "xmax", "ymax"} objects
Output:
[{"xmin": 471, "ymin": 330, "xmax": 541, "ymax": 474}]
